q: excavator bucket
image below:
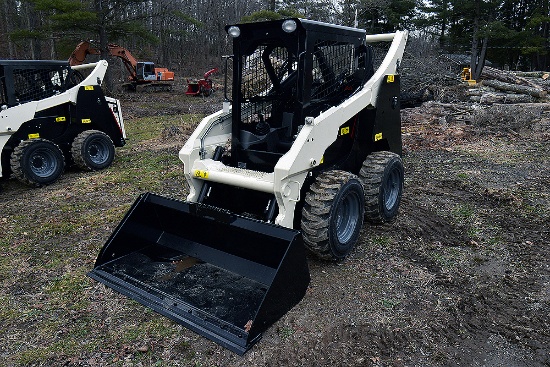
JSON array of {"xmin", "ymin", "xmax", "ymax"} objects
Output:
[{"xmin": 89, "ymin": 192, "xmax": 310, "ymax": 355}]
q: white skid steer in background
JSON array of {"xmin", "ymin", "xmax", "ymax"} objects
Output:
[{"xmin": 0, "ymin": 60, "xmax": 125, "ymax": 187}]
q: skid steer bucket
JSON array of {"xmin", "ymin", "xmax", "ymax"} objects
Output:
[{"xmin": 89, "ymin": 192, "xmax": 310, "ymax": 354}]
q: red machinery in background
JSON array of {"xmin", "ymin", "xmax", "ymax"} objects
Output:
[{"xmin": 186, "ymin": 68, "xmax": 218, "ymax": 96}]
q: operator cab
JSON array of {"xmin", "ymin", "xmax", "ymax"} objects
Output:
[
  {"xmin": 0, "ymin": 60, "xmax": 81, "ymax": 107},
  {"xmin": 224, "ymin": 18, "xmax": 374, "ymax": 172},
  {"xmin": 136, "ymin": 61, "xmax": 157, "ymax": 81}
]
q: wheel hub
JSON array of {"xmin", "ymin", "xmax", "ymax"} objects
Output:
[
  {"xmin": 335, "ymin": 192, "xmax": 360, "ymax": 244},
  {"xmin": 30, "ymin": 150, "xmax": 56, "ymax": 177},
  {"xmin": 88, "ymin": 139, "xmax": 109, "ymax": 164},
  {"xmin": 384, "ymin": 167, "xmax": 400, "ymax": 209}
]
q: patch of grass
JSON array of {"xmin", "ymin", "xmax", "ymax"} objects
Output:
[
  {"xmin": 278, "ymin": 326, "xmax": 295, "ymax": 339},
  {"xmin": 115, "ymin": 317, "xmax": 176, "ymax": 345},
  {"xmin": 451, "ymin": 203, "xmax": 475, "ymax": 221},
  {"xmin": 40, "ymin": 218, "xmax": 80, "ymax": 236},
  {"xmin": 46, "ymin": 273, "xmax": 89, "ymax": 309},
  {"xmin": 14, "ymin": 334, "xmax": 99, "ymax": 366},
  {"xmin": 522, "ymin": 201, "xmax": 550, "ymax": 218},
  {"xmin": 422, "ymin": 246, "xmax": 466, "ymax": 271},
  {"xmin": 126, "ymin": 113, "xmax": 202, "ymax": 141},
  {"xmin": 15, "ymin": 346, "xmax": 52, "ymax": 366},
  {"xmin": 105, "ymin": 150, "xmax": 181, "ymax": 192},
  {"xmin": 127, "ymin": 116, "xmax": 177, "ymax": 141},
  {"xmin": 370, "ymin": 235, "xmax": 392, "ymax": 248},
  {"xmin": 119, "ymin": 325, "xmax": 144, "ymax": 344},
  {"xmin": 467, "ymin": 226, "xmax": 480, "ymax": 239},
  {"xmin": 380, "ymin": 298, "xmax": 400, "ymax": 310},
  {"xmin": 0, "ymin": 296, "xmax": 18, "ymax": 320},
  {"xmin": 100, "ymin": 204, "xmax": 134, "ymax": 222},
  {"xmin": 1, "ymin": 111, "xmax": 197, "ymax": 366},
  {"xmin": 173, "ymin": 339, "xmax": 197, "ymax": 360}
]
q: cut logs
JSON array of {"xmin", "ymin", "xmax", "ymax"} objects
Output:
[
  {"xmin": 469, "ymin": 92, "xmax": 534, "ymax": 104},
  {"xmin": 480, "ymin": 66, "xmax": 543, "ymax": 89},
  {"xmin": 481, "ymin": 80, "xmax": 546, "ymax": 98},
  {"xmin": 468, "ymin": 66, "xmax": 549, "ymax": 105}
]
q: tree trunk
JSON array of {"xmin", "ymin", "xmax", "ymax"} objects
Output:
[
  {"xmin": 95, "ymin": 0, "xmax": 113, "ymax": 93},
  {"xmin": 470, "ymin": 0, "xmax": 489, "ymax": 81},
  {"xmin": 481, "ymin": 79, "xmax": 546, "ymax": 98},
  {"xmin": 25, "ymin": 2, "xmax": 42, "ymax": 59},
  {"xmin": 470, "ymin": 92, "xmax": 534, "ymax": 104},
  {"xmin": 2, "ymin": 0, "xmax": 16, "ymax": 58},
  {"xmin": 439, "ymin": 0, "xmax": 448, "ymax": 48}
]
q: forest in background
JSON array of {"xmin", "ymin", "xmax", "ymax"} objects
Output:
[{"xmin": 0, "ymin": 0, "xmax": 549, "ymax": 77}]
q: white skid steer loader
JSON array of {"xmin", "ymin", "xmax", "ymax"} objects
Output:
[
  {"xmin": 89, "ymin": 19, "xmax": 408, "ymax": 354},
  {"xmin": 0, "ymin": 60, "xmax": 125, "ymax": 187}
]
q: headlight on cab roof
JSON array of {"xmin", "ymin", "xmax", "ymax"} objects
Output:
[
  {"xmin": 282, "ymin": 20, "xmax": 297, "ymax": 33},
  {"xmin": 227, "ymin": 26, "xmax": 241, "ymax": 38}
]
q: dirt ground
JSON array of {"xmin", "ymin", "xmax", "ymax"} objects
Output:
[{"xmin": 1, "ymin": 85, "xmax": 549, "ymax": 366}]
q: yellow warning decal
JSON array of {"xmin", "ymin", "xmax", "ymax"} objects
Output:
[
  {"xmin": 320, "ymin": 156, "xmax": 324, "ymax": 164},
  {"xmin": 387, "ymin": 75, "xmax": 395, "ymax": 83},
  {"xmin": 84, "ymin": 86, "xmax": 94, "ymax": 90},
  {"xmin": 81, "ymin": 118, "xmax": 91, "ymax": 123},
  {"xmin": 56, "ymin": 116, "xmax": 66, "ymax": 122},
  {"xmin": 194, "ymin": 170, "xmax": 209, "ymax": 179},
  {"xmin": 340, "ymin": 126, "xmax": 350, "ymax": 136},
  {"xmin": 374, "ymin": 132, "xmax": 383, "ymax": 141},
  {"xmin": 28, "ymin": 133, "xmax": 40, "ymax": 139}
]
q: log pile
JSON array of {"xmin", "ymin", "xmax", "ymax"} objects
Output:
[{"xmin": 468, "ymin": 66, "xmax": 549, "ymax": 105}]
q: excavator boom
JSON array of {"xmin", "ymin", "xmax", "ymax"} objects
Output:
[
  {"xmin": 69, "ymin": 41, "xmax": 174, "ymax": 89},
  {"xmin": 69, "ymin": 41, "xmax": 138, "ymax": 81}
]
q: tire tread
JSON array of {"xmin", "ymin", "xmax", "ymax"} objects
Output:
[
  {"xmin": 301, "ymin": 170, "xmax": 363, "ymax": 260},
  {"xmin": 359, "ymin": 151, "xmax": 403, "ymax": 223},
  {"xmin": 10, "ymin": 138, "xmax": 64, "ymax": 187},
  {"xmin": 71, "ymin": 130, "xmax": 115, "ymax": 171}
]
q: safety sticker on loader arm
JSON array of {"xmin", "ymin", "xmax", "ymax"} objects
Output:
[
  {"xmin": 194, "ymin": 169, "xmax": 209, "ymax": 179},
  {"xmin": 386, "ymin": 75, "xmax": 395, "ymax": 83},
  {"xmin": 84, "ymin": 86, "xmax": 94, "ymax": 91},
  {"xmin": 56, "ymin": 116, "xmax": 66, "ymax": 122},
  {"xmin": 374, "ymin": 132, "xmax": 383, "ymax": 142},
  {"xmin": 81, "ymin": 118, "xmax": 92, "ymax": 123},
  {"xmin": 340, "ymin": 126, "xmax": 350, "ymax": 136},
  {"xmin": 28, "ymin": 133, "xmax": 40, "ymax": 139}
]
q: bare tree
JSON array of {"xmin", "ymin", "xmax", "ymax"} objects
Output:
[{"xmin": 469, "ymin": 0, "xmax": 490, "ymax": 80}]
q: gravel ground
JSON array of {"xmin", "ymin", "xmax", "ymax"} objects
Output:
[{"xmin": 1, "ymin": 88, "xmax": 548, "ymax": 366}]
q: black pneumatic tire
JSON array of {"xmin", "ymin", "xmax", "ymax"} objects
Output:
[
  {"xmin": 71, "ymin": 130, "xmax": 115, "ymax": 171},
  {"xmin": 359, "ymin": 151, "xmax": 404, "ymax": 223},
  {"xmin": 10, "ymin": 138, "xmax": 65, "ymax": 186},
  {"xmin": 301, "ymin": 170, "xmax": 365, "ymax": 261}
]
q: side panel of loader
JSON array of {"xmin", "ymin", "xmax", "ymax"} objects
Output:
[{"xmin": 1, "ymin": 86, "xmax": 125, "ymax": 177}]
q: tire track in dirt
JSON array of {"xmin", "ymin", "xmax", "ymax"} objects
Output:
[{"xmin": 395, "ymin": 171, "xmax": 550, "ymax": 366}]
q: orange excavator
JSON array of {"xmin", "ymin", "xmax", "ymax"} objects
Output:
[{"xmin": 69, "ymin": 41, "xmax": 175, "ymax": 91}]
